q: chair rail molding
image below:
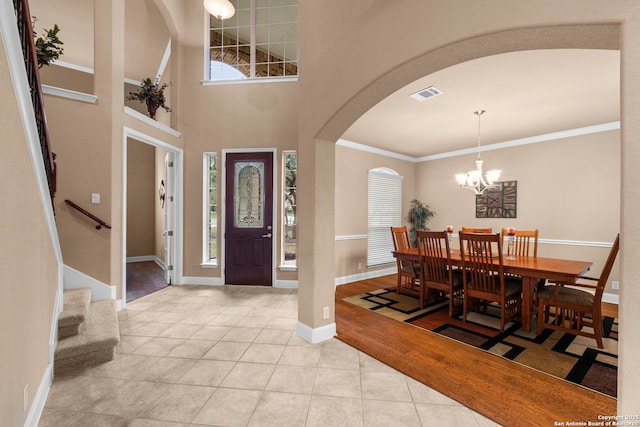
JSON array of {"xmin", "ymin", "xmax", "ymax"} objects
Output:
[{"xmin": 335, "ymin": 234, "xmax": 368, "ymax": 241}]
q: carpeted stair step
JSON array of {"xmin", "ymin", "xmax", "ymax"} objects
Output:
[
  {"xmin": 55, "ymin": 299, "xmax": 120, "ymax": 373},
  {"xmin": 58, "ymin": 288, "xmax": 92, "ymax": 339}
]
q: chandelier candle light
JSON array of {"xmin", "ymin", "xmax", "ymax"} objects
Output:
[
  {"xmin": 506, "ymin": 227, "xmax": 516, "ymax": 260},
  {"xmin": 455, "ymin": 110, "xmax": 501, "ymax": 194}
]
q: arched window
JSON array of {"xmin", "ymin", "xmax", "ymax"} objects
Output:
[
  {"xmin": 208, "ymin": 0, "xmax": 298, "ymax": 81},
  {"xmin": 367, "ymin": 167, "xmax": 403, "ymax": 266}
]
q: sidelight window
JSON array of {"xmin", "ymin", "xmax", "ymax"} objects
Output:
[
  {"xmin": 281, "ymin": 151, "xmax": 296, "ymax": 267},
  {"xmin": 203, "ymin": 153, "xmax": 218, "ymax": 266}
]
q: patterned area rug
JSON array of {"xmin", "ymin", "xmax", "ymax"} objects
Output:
[{"xmin": 343, "ymin": 289, "xmax": 618, "ymax": 397}]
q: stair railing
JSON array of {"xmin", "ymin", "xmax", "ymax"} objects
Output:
[
  {"xmin": 65, "ymin": 200, "xmax": 112, "ymax": 230},
  {"xmin": 13, "ymin": 0, "xmax": 56, "ymax": 212}
]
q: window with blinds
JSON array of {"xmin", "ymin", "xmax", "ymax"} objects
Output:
[{"xmin": 367, "ymin": 168, "xmax": 403, "ymax": 266}]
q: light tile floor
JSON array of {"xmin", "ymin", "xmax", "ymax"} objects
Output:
[{"xmin": 39, "ymin": 285, "xmax": 500, "ymax": 426}]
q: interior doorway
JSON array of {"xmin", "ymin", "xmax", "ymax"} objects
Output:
[{"xmin": 122, "ymin": 128, "xmax": 183, "ymax": 306}]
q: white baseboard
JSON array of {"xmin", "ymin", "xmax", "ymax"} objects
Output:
[
  {"xmin": 126, "ymin": 255, "xmax": 165, "ymax": 270},
  {"xmin": 63, "ymin": 265, "xmax": 116, "ymax": 301},
  {"xmin": 334, "ymin": 267, "xmax": 397, "ymax": 286},
  {"xmin": 296, "ymin": 321, "xmax": 336, "ymax": 343},
  {"xmin": 179, "ymin": 276, "xmax": 297, "ymax": 288},
  {"xmin": 274, "ymin": 280, "xmax": 298, "ymax": 289},
  {"xmin": 24, "ymin": 363, "xmax": 53, "ymax": 427},
  {"xmin": 49, "ymin": 286, "xmax": 62, "ymax": 365},
  {"xmin": 180, "ymin": 276, "xmax": 224, "ymax": 286},
  {"xmin": 602, "ymin": 292, "xmax": 619, "ymax": 305}
]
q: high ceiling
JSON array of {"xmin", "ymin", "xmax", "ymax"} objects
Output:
[{"xmin": 341, "ymin": 49, "xmax": 620, "ymax": 159}]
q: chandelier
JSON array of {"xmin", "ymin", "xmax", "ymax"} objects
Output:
[
  {"xmin": 204, "ymin": 0, "xmax": 236, "ymax": 20},
  {"xmin": 455, "ymin": 110, "xmax": 501, "ymax": 194}
]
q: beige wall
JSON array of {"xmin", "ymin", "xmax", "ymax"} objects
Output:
[
  {"xmin": 298, "ymin": 0, "xmax": 639, "ymax": 413},
  {"xmin": 29, "ymin": 0, "xmax": 94, "ymax": 69},
  {"xmin": 44, "ymin": 96, "xmax": 113, "ymax": 284},
  {"xmin": 127, "ymin": 140, "xmax": 156, "ymax": 257},
  {"xmin": 0, "ymin": 38, "xmax": 58, "ymax": 426},
  {"xmin": 124, "ymin": 0, "xmax": 170, "ymax": 82},
  {"xmin": 39, "ymin": 65, "xmax": 93, "ymax": 94},
  {"xmin": 334, "ymin": 144, "xmax": 416, "ymax": 278}
]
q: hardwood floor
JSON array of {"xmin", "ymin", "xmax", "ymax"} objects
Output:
[
  {"xmin": 126, "ymin": 261, "xmax": 168, "ymax": 302},
  {"xmin": 335, "ymin": 275, "xmax": 616, "ymax": 426}
]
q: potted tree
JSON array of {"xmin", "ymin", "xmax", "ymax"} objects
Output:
[
  {"xmin": 127, "ymin": 78, "xmax": 171, "ymax": 119},
  {"xmin": 406, "ymin": 199, "xmax": 435, "ymax": 247}
]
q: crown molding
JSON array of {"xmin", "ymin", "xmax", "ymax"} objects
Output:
[
  {"xmin": 339, "ymin": 121, "xmax": 620, "ymax": 163},
  {"xmin": 336, "ymin": 139, "xmax": 416, "ymax": 162}
]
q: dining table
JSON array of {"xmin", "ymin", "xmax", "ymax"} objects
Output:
[{"xmin": 392, "ymin": 247, "xmax": 593, "ymax": 332}]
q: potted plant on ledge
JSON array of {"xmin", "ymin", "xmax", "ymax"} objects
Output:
[
  {"xmin": 32, "ymin": 17, "xmax": 64, "ymax": 68},
  {"xmin": 127, "ymin": 78, "xmax": 171, "ymax": 120}
]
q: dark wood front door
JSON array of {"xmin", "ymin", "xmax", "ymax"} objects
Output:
[{"xmin": 225, "ymin": 152, "xmax": 273, "ymax": 286}]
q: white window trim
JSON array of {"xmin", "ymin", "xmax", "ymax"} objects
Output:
[
  {"xmin": 201, "ymin": 76, "xmax": 298, "ymax": 85},
  {"xmin": 201, "ymin": 152, "xmax": 218, "ymax": 267}
]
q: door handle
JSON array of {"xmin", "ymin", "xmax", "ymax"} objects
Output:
[{"xmin": 262, "ymin": 233, "xmax": 272, "ymax": 238}]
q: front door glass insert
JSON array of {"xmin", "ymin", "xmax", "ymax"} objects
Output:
[{"xmin": 234, "ymin": 161, "xmax": 264, "ymax": 228}]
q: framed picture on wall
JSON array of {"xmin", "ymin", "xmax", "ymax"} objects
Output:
[{"xmin": 475, "ymin": 180, "xmax": 517, "ymax": 218}]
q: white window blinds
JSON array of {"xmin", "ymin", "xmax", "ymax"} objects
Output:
[{"xmin": 367, "ymin": 168, "xmax": 403, "ymax": 266}]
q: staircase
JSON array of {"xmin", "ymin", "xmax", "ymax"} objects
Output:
[{"xmin": 55, "ymin": 288, "xmax": 120, "ymax": 373}]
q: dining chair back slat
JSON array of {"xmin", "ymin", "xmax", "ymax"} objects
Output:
[
  {"xmin": 460, "ymin": 227, "xmax": 493, "ymax": 254},
  {"xmin": 501, "ymin": 228, "xmax": 539, "ymax": 258},
  {"xmin": 461, "ymin": 227, "xmax": 493, "ymax": 234},
  {"xmin": 417, "ymin": 230, "xmax": 462, "ymax": 314},
  {"xmin": 459, "ymin": 232, "xmax": 522, "ymax": 332},
  {"xmin": 391, "ymin": 226, "xmax": 420, "ymax": 295}
]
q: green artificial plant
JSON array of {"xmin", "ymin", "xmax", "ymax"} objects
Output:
[
  {"xmin": 32, "ymin": 18, "xmax": 64, "ymax": 68},
  {"xmin": 406, "ymin": 199, "xmax": 436, "ymax": 247},
  {"xmin": 127, "ymin": 78, "xmax": 171, "ymax": 119}
]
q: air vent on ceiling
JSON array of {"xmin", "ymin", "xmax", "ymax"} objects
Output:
[{"xmin": 410, "ymin": 86, "xmax": 442, "ymax": 101}]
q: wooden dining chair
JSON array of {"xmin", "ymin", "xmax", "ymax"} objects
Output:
[
  {"xmin": 460, "ymin": 227, "xmax": 492, "ymax": 253},
  {"xmin": 461, "ymin": 227, "xmax": 493, "ymax": 234},
  {"xmin": 537, "ymin": 234, "xmax": 619, "ymax": 349},
  {"xmin": 458, "ymin": 232, "xmax": 522, "ymax": 332},
  {"xmin": 416, "ymin": 230, "xmax": 463, "ymax": 314},
  {"xmin": 501, "ymin": 228, "xmax": 539, "ymax": 258},
  {"xmin": 390, "ymin": 226, "xmax": 420, "ymax": 295}
]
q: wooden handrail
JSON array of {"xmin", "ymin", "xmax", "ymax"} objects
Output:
[{"xmin": 65, "ymin": 200, "xmax": 112, "ymax": 230}]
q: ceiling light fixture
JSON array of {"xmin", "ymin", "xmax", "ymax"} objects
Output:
[
  {"xmin": 455, "ymin": 110, "xmax": 501, "ymax": 194},
  {"xmin": 204, "ymin": 0, "xmax": 236, "ymax": 20}
]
